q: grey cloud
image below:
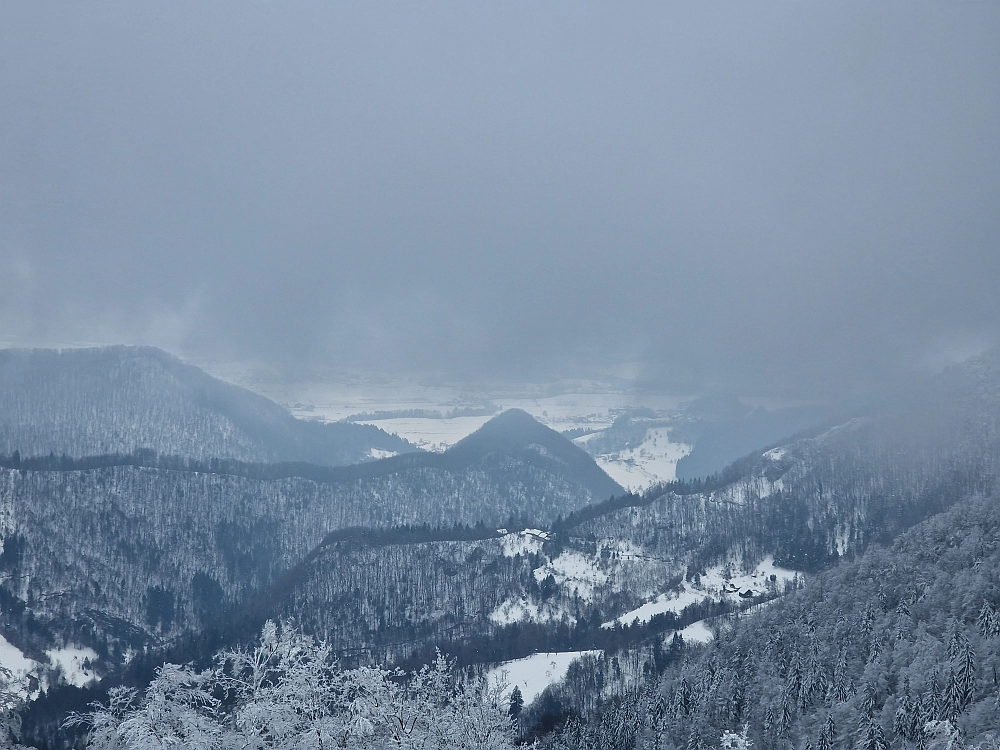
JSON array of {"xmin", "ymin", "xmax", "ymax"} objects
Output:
[{"xmin": 1, "ymin": 1, "xmax": 998, "ymax": 395}]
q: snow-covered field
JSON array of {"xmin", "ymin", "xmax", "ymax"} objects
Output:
[
  {"xmin": 490, "ymin": 543, "xmax": 612, "ymax": 625},
  {"xmin": 490, "ymin": 599, "xmax": 561, "ymax": 626},
  {"xmin": 359, "ymin": 416, "xmax": 492, "ymax": 452},
  {"xmin": 589, "ymin": 427, "xmax": 691, "ymax": 492},
  {"xmin": 676, "ymin": 619, "xmax": 714, "ymax": 644},
  {"xmin": 46, "ymin": 645, "xmax": 98, "ymax": 688},
  {"xmin": 534, "ymin": 550, "xmax": 609, "ymax": 600},
  {"xmin": 499, "ymin": 529, "xmax": 549, "ymax": 557},
  {"xmin": 0, "ymin": 635, "xmax": 98, "ymax": 694},
  {"xmin": 0, "ymin": 634, "xmax": 36, "ymax": 681},
  {"xmin": 487, "ymin": 650, "xmax": 600, "ymax": 706},
  {"xmin": 603, "ymin": 556, "xmax": 801, "ymax": 628}
]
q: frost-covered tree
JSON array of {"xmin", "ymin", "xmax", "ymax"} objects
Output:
[
  {"xmin": 0, "ymin": 666, "xmax": 27, "ymax": 750},
  {"xmin": 69, "ymin": 666, "xmax": 221, "ymax": 750},
  {"xmin": 70, "ymin": 621, "xmax": 516, "ymax": 750},
  {"xmin": 215, "ymin": 619, "xmax": 341, "ymax": 748},
  {"xmin": 718, "ymin": 724, "xmax": 752, "ymax": 750}
]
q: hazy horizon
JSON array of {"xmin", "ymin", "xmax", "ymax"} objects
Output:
[{"xmin": 3, "ymin": 2, "xmax": 998, "ymax": 397}]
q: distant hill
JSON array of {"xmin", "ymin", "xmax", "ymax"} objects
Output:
[
  {"xmin": 0, "ymin": 346, "xmax": 414, "ymax": 465},
  {"xmin": 375, "ymin": 408, "xmax": 624, "ymax": 504},
  {"xmin": 673, "ymin": 402, "xmax": 834, "ymax": 480}
]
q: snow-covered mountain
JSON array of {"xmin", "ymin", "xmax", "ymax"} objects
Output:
[
  {"xmin": 9, "ymin": 349, "xmax": 1000, "ymax": 747},
  {"xmin": 0, "ymin": 346, "xmax": 414, "ymax": 465}
]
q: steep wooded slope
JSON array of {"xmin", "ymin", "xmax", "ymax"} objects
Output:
[
  {"xmin": 572, "ymin": 349, "xmax": 1000, "ymax": 575},
  {"xmin": 535, "ymin": 492, "xmax": 1000, "ymax": 749}
]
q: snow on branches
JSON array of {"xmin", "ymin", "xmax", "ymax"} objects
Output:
[{"xmin": 69, "ymin": 621, "xmax": 516, "ymax": 749}]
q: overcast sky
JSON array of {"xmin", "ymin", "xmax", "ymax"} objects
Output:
[{"xmin": 1, "ymin": 2, "xmax": 998, "ymax": 396}]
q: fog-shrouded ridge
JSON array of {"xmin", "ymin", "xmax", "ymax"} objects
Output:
[
  {"xmin": 0, "ymin": 346, "xmax": 415, "ymax": 465},
  {"xmin": 2, "ymin": 2, "xmax": 998, "ymax": 396}
]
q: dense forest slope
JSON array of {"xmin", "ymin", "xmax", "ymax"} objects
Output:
[
  {"xmin": 0, "ymin": 411, "xmax": 620, "ymax": 667},
  {"xmin": 534, "ymin": 492, "xmax": 1000, "ymax": 749},
  {"xmin": 0, "ymin": 346, "xmax": 413, "ymax": 465}
]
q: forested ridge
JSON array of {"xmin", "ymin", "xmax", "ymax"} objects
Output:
[
  {"xmin": 0, "ymin": 450, "xmax": 609, "ymax": 654},
  {"xmin": 0, "ymin": 347, "xmax": 414, "ymax": 466}
]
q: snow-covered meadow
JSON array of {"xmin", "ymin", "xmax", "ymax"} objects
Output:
[
  {"xmin": 487, "ymin": 650, "xmax": 600, "ymax": 706},
  {"xmin": 588, "ymin": 426, "xmax": 691, "ymax": 492},
  {"xmin": 0, "ymin": 634, "xmax": 98, "ymax": 694},
  {"xmin": 603, "ymin": 556, "xmax": 801, "ymax": 628}
]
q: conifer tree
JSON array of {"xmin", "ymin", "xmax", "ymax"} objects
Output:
[
  {"xmin": 924, "ymin": 668, "xmax": 942, "ymax": 721},
  {"xmin": 509, "ymin": 685, "xmax": 523, "ymax": 722},
  {"xmin": 867, "ymin": 634, "xmax": 882, "ymax": 664},
  {"xmin": 858, "ymin": 717, "xmax": 888, "ymax": 750},
  {"xmin": 861, "ymin": 681, "xmax": 877, "ymax": 719},
  {"xmin": 956, "ymin": 638, "xmax": 976, "ymax": 711},
  {"xmin": 946, "ymin": 622, "xmax": 964, "ymax": 662},
  {"xmin": 976, "ymin": 602, "xmax": 995, "ymax": 638},
  {"xmin": 909, "ymin": 693, "xmax": 928, "ymax": 746},
  {"xmin": 832, "ymin": 651, "xmax": 851, "ymax": 704},
  {"xmin": 893, "ymin": 679, "xmax": 912, "ymax": 739},
  {"xmin": 943, "ymin": 668, "xmax": 963, "ymax": 721},
  {"xmin": 777, "ymin": 694, "xmax": 793, "ymax": 737},
  {"xmin": 817, "ymin": 713, "xmax": 835, "ymax": 750},
  {"xmin": 763, "ymin": 706, "xmax": 774, "ymax": 736}
]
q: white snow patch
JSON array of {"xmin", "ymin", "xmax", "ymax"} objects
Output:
[
  {"xmin": 0, "ymin": 636, "xmax": 101, "ymax": 695},
  {"xmin": 604, "ymin": 556, "xmax": 801, "ymax": 627},
  {"xmin": 758, "ymin": 477, "xmax": 784, "ymax": 499},
  {"xmin": 763, "ymin": 447, "xmax": 787, "ymax": 461},
  {"xmin": 535, "ymin": 551, "xmax": 608, "ymax": 600},
  {"xmin": 487, "ymin": 651, "xmax": 600, "ymax": 706},
  {"xmin": 835, "ymin": 526, "xmax": 850, "ymax": 556},
  {"xmin": 367, "ymin": 448, "xmax": 397, "ymax": 460},
  {"xmin": 713, "ymin": 474, "xmax": 785, "ymax": 505},
  {"xmin": 501, "ymin": 529, "xmax": 549, "ymax": 558},
  {"xmin": 0, "ymin": 634, "xmax": 37, "ymax": 698},
  {"xmin": 47, "ymin": 646, "xmax": 98, "ymax": 688},
  {"xmin": 602, "ymin": 588, "xmax": 708, "ymax": 628},
  {"xmin": 0, "ymin": 634, "xmax": 36, "ymax": 678},
  {"xmin": 677, "ymin": 620, "xmax": 713, "ymax": 644},
  {"xmin": 593, "ymin": 428, "xmax": 691, "ymax": 492},
  {"xmin": 489, "ymin": 598, "xmax": 567, "ymax": 626}
]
